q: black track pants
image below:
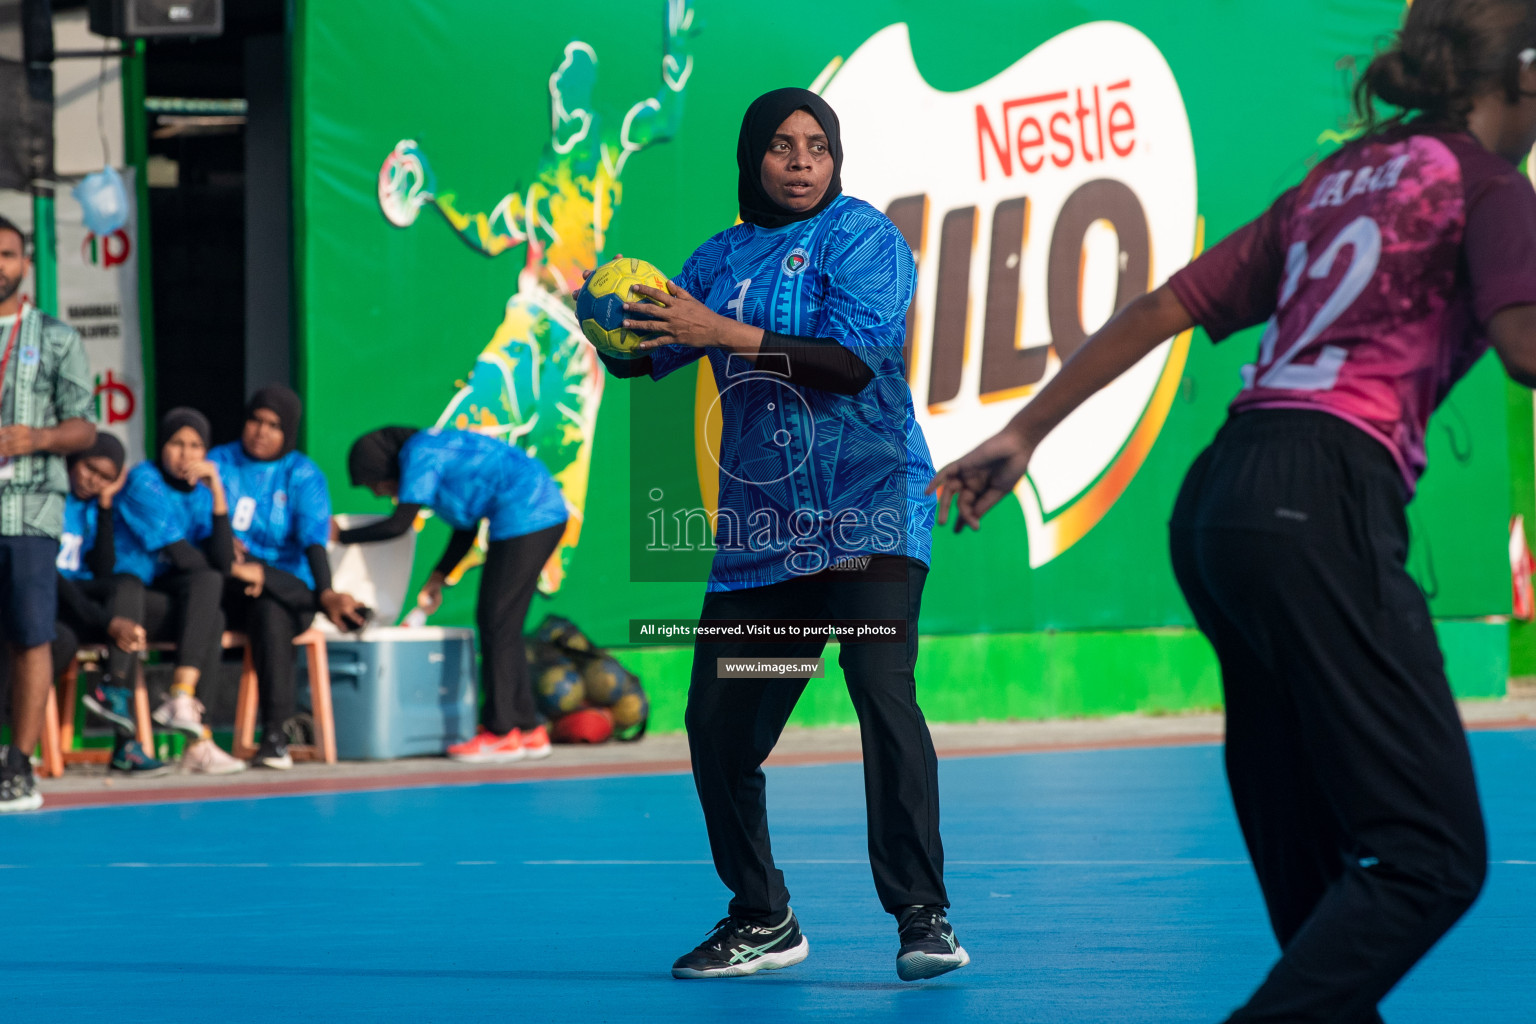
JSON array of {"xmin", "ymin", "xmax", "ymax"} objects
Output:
[
  {"xmin": 477, "ymin": 523, "xmax": 564, "ymax": 735},
  {"xmin": 53, "ymin": 574, "xmax": 145, "ymax": 681},
  {"xmin": 146, "ymin": 568, "xmax": 225, "ymax": 678},
  {"xmin": 685, "ymin": 555, "xmax": 947, "ymax": 921},
  {"xmin": 222, "ymin": 567, "xmax": 315, "ymax": 733},
  {"xmin": 1169, "ymin": 410, "xmax": 1486, "ymax": 1024}
]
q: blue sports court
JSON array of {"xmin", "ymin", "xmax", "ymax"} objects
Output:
[{"xmin": 5, "ymin": 727, "xmax": 1532, "ymax": 1023}]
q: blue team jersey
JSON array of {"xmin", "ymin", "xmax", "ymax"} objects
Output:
[
  {"xmin": 210, "ymin": 443, "xmax": 332, "ymax": 589},
  {"xmin": 113, "ymin": 461, "xmax": 214, "ymax": 583},
  {"xmin": 648, "ymin": 194, "xmax": 935, "ymax": 591},
  {"xmin": 58, "ymin": 492, "xmax": 97, "ymax": 580},
  {"xmin": 399, "ymin": 428, "xmax": 569, "ymax": 541}
]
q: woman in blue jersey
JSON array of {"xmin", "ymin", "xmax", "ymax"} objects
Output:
[
  {"xmin": 597, "ymin": 88, "xmax": 965, "ymax": 982},
  {"xmin": 211, "ymin": 385, "xmax": 367, "ymax": 770},
  {"xmin": 113, "ymin": 407, "xmax": 243, "ymax": 774},
  {"xmin": 52, "ymin": 432, "xmax": 166, "ymax": 773},
  {"xmin": 341, "ymin": 425, "xmax": 569, "ymax": 763}
]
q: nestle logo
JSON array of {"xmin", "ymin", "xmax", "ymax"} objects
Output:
[{"xmin": 975, "ymin": 81, "xmax": 1136, "ymax": 181}]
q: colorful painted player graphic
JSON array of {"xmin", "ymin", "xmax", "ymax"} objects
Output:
[{"xmin": 376, "ymin": 0, "xmax": 696, "ymax": 592}]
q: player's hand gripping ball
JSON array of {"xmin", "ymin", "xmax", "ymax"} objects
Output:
[{"xmin": 576, "ymin": 257, "xmax": 670, "ymax": 359}]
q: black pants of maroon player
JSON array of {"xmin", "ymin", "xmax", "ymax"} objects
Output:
[
  {"xmin": 477, "ymin": 523, "xmax": 565, "ymax": 735},
  {"xmin": 685, "ymin": 554, "xmax": 947, "ymax": 922},
  {"xmin": 1170, "ymin": 409, "xmax": 1486, "ymax": 1024}
]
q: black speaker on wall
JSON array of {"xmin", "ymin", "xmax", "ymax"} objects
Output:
[{"xmin": 88, "ymin": 0, "xmax": 223, "ymax": 39}]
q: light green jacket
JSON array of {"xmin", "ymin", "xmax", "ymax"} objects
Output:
[{"xmin": 0, "ymin": 307, "xmax": 93, "ymax": 538}]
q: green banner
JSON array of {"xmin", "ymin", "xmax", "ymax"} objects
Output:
[{"xmin": 294, "ymin": 0, "xmax": 1509, "ymax": 646}]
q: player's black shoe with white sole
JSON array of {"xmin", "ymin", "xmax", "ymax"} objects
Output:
[
  {"xmin": 671, "ymin": 909, "xmax": 809, "ymax": 979},
  {"xmin": 896, "ymin": 905, "xmax": 969, "ymax": 980}
]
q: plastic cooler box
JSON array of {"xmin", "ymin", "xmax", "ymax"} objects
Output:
[
  {"xmin": 297, "ymin": 626, "xmax": 477, "ymax": 760},
  {"xmin": 298, "ymin": 513, "xmax": 478, "ymax": 759}
]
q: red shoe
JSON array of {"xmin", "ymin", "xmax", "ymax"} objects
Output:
[
  {"xmin": 521, "ymin": 725, "xmax": 552, "ymax": 761},
  {"xmin": 447, "ymin": 728, "xmax": 525, "ymax": 764}
]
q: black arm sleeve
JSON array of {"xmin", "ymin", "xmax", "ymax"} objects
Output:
[
  {"xmin": 85, "ymin": 505, "xmax": 116, "ymax": 579},
  {"xmin": 306, "ymin": 543, "xmax": 333, "ymax": 594},
  {"xmin": 756, "ymin": 332, "xmax": 874, "ymax": 395},
  {"xmin": 434, "ymin": 529, "xmax": 477, "ymax": 578},
  {"xmin": 337, "ymin": 503, "xmax": 423, "ymax": 545},
  {"xmin": 57, "ymin": 573, "xmax": 112, "ymax": 631},
  {"xmin": 204, "ymin": 513, "xmax": 234, "ymax": 574},
  {"xmin": 598, "ymin": 350, "xmax": 655, "ymax": 379},
  {"xmin": 160, "ymin": 539, "xmax": 210, "ymax": 573}
]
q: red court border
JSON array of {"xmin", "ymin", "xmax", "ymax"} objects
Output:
[{"xmin": 35, "ymin": 717, "xmax": 1535, "ymax": 812}]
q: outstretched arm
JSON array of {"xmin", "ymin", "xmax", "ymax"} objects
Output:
[
  {"xmin": 603, "ymin": 0, "xmax": 697, "ymax": 177},
  {"xmin": 928, "ymin": 285, "xmax": 1194, "ymax": 531},
  {"xmin": 377, "ymin": 138, "xmax": 531, "ymax": 257}
]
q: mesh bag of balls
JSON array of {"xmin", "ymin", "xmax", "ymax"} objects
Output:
[{"xmin": 527, "ymin": 614, "xmax": 649, "ymax": 743}]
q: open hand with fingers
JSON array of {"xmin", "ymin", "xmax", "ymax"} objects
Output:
[
  {"xmin": 927, "ymin": 429, "xmax": 1036, "ymax": 532},
  {"xmin": 106, "ymin": 616, "xmax": 147, "ymax": 653},
  {"xmin": 625, "ymin": 281, "xmax": 763, "ymax": 352}
]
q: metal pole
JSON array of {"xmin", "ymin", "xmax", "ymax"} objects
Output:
[
  {"xmin": 30, "ymin": 187, "xmax": 56, "ymax": 315},
  {"xmin": 122, "ymin": 39, "xmax": 155, "ymax": 430}
]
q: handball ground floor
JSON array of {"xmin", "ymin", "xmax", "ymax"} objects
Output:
[{"xmin": 8, "ymin": 696, "xmax": 1534, "ymax": 1021}]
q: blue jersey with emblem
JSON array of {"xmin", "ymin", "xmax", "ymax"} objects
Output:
[
  {"xmin": 399, "ymin": 428, "xmax": 569, "ymax": 541},
  {"xmin": 113, "ymin": 461, "xmax": 214, "ymax": 583},
  {"xmin": 209, "ymin": 443, "xmax": 332, "ymax": 589},
  {"xmin": 57, "ymin": 492, "xmax": 98, "ymax": 580},
  {"xmin": 648, "ymin": 194, "xmax": 935, "ymax": 591}
]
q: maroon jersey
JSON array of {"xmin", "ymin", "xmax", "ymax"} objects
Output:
[{"xmin": 1169, "ymin": 130, "xmax": 1536, "ymax": 487}]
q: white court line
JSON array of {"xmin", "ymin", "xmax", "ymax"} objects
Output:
[
  {"xmin": 523, "ymin": 859, "xmax": 714, "ymax": 865},
  {"xmin": 1, "ymin": 858, "xmax": 1526, "ymax": 869},
  {"xmin": 110, "ymin": 862, "xmax": 272, "ymax": 868},
  {"xmin": 520, "ymin": 858, "xmax": 1246, "ymax": 867},
  {"xmin": 291, "ymin": 863, "xmax": 424, "ymax": 868}
]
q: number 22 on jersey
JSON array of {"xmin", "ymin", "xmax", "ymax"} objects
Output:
[{"xmin": 1244, "ymin": 215, "xmax": 1382, "ymax": 393}]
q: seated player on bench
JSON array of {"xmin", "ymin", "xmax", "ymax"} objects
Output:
[
  {"xmin": 210, "ymin": 385, "xmax": 366, "ymax": 770},
  {"xmin": 53, "ymin": 431, "xmax": 166, "ymax": 774},
  {"xmin": 113, "ymin": 408, "xmax": 244, "ymax": 775}
]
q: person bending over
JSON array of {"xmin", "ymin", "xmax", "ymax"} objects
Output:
[
  {"xmin": 54, "ymin": 431, "xmax": 167, "ymax": 774},
  {"xmin": 210, "ymin": 385, "xmax": 366, "ymax": 769},
  {"xmin": 341, "ymin": 426, "xmax": 568, "ymax": 764},
  {"xmin": 113, "ymin": 408, "xmax": 243, "ymax": 775}
]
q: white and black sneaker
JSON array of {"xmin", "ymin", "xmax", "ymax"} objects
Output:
[
  {"xmin": 0, "ymin": 743, "xmax": 43, "ymax": 813},
  {"xmin": 671, "ymin": 909, "xmax": 809, "ymax": 979},
  {"xmin": 254, "ymin": 731, "xmax": 293, "ymax": 771},
  {"xmin": 895, "ymin": 905, "xmax": 969, "ymax": 981}
]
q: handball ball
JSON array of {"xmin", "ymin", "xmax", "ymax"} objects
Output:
[
  {"xmin": 535, "ymin": 615, "xmax": 593, "ymax": 654},
  {"xmin": 610, "ymin": 675, "xmax": 649, "ymax": 730},
  {"xmin": 581, "ymin": 655, "xmax": 631, "ymax": 707},
  {"xmin": 576, "ymin": 257, "xmax": 670, "ymax": 359},
  {"xmin": 534, "ymin": 661, "xmax": 586, "ymax": 718}
]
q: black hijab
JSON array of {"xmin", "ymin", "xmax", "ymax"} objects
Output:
[
  {"xmin": 68, "ymin": 431, "xmax": 125, "ymax": 474},
  {"xmin": 348, "ymin": 427, "xmax": 418, "ymax": 487},
  {"xmin": 246, "ymin": 383, "xmax": 301, "ymax": 459},
  {"xmin": 737, "ymin": 88, "xmax": 843, "ymax": 229},
  {"xmin": 158, "ymin": 407, "xmax": 210, "ymax": 493}
]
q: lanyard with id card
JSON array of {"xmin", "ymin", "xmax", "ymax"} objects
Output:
[{"xmin": 0, "ymin": 302, "xmax": 28, "ymax": 482}]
